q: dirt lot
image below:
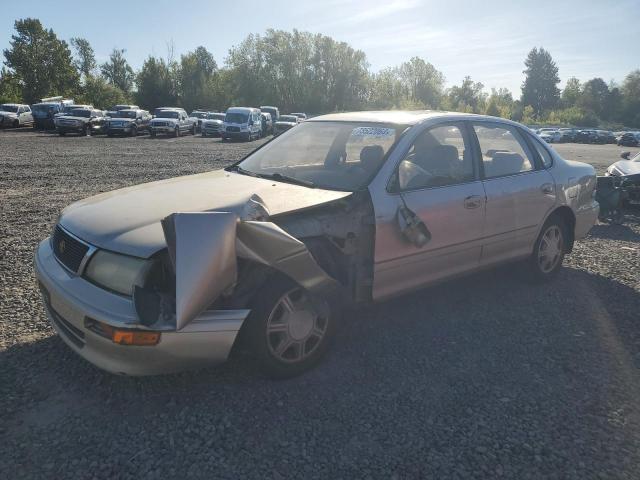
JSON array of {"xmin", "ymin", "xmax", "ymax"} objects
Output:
[{"xmin": 1, "ymin": 129, "xmax": 639, "ymax": 479}]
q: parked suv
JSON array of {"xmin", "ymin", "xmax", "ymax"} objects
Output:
[
  {"xmin": 0, "ymin": 104, "xmax": 33, "ymax": 128},
  {"xmin": 190, "ymin": 110, "xmax": 210, "ymax": 132},
  {"xmin": 260, "ymin": 106, "xmax": 280, "ymax": 123},
  {"xmin": 149, "ymin": 108, "xmax": 197, "ymax": 137},
  {"xmin": 222, "ymin": 107, "xmax": 262, "ymax": 141},
  {"xmin": 32, "ymin": 99, "xmax": 73, "ymax": 129},
  {"xmin": 273, "ymin": 114, "xmax": 299, "ymax": 135},
  {"xmin": 201, "ymin": 112, "xmax": 226, "ymax": 137},
  {"xmin": 105, "ymin": 109, "xmax": 152, "ymax": 137},
  {"xmin": 617, "ymin": 132, "xmax": 640, "ymax": 147},
  {"xmin": 55, "ymin": 108, "xmax": 106, "ymax": 136}
]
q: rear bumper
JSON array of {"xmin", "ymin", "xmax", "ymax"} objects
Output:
[
  {"xmin": 34, "ymin": 239, "xmax": 250, "ymax": 376},
  {"xmin": 575, "ymin": 200, "xmax": 599, "ymax": 239}
]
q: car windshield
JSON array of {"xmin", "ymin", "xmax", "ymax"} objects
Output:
[
  {"xmin": 225, "ymin": 112, "xmax": 249, "ymax": 123},
  {"xmin": 33, "ymin": 104, "xmax": 55, "ymax": 112},
  {"xmin": 112, "ymin": 111, "xmax": 136, "ymax": 119},
  {"xmin": 156, "ymin": 110, "xmax": 179, "ymax": 119},
  {"xmin": 191, "ymin": 112, "xmax": 207, "ymax": 118},
  {"xmin": 280, "ymin": 116, "xmax": 297, "ymax": 122},
  {"xmin": 70, "ymin": 109, "xmax": 91, "ymax": 117},
  {"xmin": 1, "ymin": 105, "xmax": 19, "ymax": 112},
  {"xmin": 206, "ymin": 113, "xmax": 225, "ymax": 120},
  {"xmin": 235, "ymin": 121, "xmax": 404, "ymax": 191}
]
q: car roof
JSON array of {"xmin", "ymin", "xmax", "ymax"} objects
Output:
[
  {"xmin": 1, "ymin": 103, "xmax": 25, "ymax": 107},
  {"xmin": 227, "ymin": 107, "xmax": 259, "ymax": 113},
  {"xmin": 308, "ymin": 110, "xmax": 525, "ymax": 126}
]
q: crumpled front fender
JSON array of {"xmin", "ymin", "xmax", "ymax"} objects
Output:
[{"xmin": 136, "ymin": 207, "xmax": 338, "ymax": 330}]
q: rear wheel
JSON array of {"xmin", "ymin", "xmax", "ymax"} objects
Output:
[
  {"xmin": 527, "ymin": 216, "xmax": 567, "ymax": 282},
  {"xmin": 243, "ymin": 276, "xmax": 335, "ymax": 379},
  {"xmin": 191, "ymin": 124, "xmax": 196, "ymax": 135}
]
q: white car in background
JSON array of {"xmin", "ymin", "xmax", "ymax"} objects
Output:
[
  {"xmin": 149, "ymin": 108, "xmax": 197, "ymax": 137},
  {"xmin": 0, "ymin": 104, "xmax": 33, "ymax": 128},
  {"xmin": 538, "ymin": 128, "xmax": 562, "ymax": 143},
  {"xmin": 201, "ymin": 112, "xmax": 226, "ymax": 137}
]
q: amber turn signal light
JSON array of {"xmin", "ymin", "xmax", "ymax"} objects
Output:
[{"xmin": 84, "ymin": 318, "xmax": 161, "ymax": 346}]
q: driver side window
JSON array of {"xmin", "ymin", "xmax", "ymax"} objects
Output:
[{"xmin": 398, "ymin": 124, "xmax": 474, "ymax": 191}]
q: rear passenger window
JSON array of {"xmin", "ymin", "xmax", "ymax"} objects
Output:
[
  {"xmin": 529, "ymin": 135, "xmax": 553, "ymax": 168},
  {"xmin": 473, "ymin": 124, "xmax": 534, "ymax": 179},
  {"xmin": 398, "ymin": 124, "xmax": 474, "ymax": 190}
]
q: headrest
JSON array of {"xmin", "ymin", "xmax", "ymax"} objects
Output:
[
  {"xmin": 488, "ymin": 152, "xmax": 524, "ymax": 177},
  {"xmin": 360, "ymin": 145, "xmax": 385, "ymax": 171}
]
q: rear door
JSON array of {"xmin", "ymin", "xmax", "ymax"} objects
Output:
[
  {"xmin": 371, "ymin": 122, "xmax": 486, "ymax": 300},
  {"xmin": 470, "ymin": 121, "xmax": 556, "ymax": 265}
]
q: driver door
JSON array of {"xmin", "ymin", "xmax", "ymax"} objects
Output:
[{"xmin": 371, "ymin": 122, "xmax": 486, "ymax": 300}]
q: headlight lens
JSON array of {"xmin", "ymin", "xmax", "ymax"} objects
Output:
[{"xmin": 84, "ymin": 250, "xmax": 152, "ymax": 295}]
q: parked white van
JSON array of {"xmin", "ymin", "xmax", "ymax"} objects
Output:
[{"xmin": 222, "ymin": 107, "xmax": 262, "ymax": 141}]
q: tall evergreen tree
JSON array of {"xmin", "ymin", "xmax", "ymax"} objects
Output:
[
  {"xmin": 521, "ymin": 47, "xmax": 560, "ymax": 117},
  {"xmin": 101, "ymin": 49, "xmax": 135, "ymax": 94}
]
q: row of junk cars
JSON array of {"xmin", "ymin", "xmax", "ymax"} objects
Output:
[
  {"xmin": 533, "ymin": 126, "xmax": 640, "ymax": 147},
  {"xmin": 0, "ymin": 96, "xmax": 308, "ymax": 140}
]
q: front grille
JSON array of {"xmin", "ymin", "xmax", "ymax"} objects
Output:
[
  {"xmin": 226, "ymin": 126, "xmax": 240, "ymax": 132},
  {"xmin": 152, "ymin": 121, "xmax": 168, "ymax": 127},
  {"xmin": 52, "ymin": 225, "xmax": 89, "ymax": 273}
]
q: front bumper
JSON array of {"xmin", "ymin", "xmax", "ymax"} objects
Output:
[
  {"xmin": 222, "ymin": 130, "xmax": 250, "ymax": 140},
  {"xmin": 34, "ymin": 239, "xmax": 249, "ymax": 375},
  {"xmin": 202, "ymin": 125, "xmax": 222, "ymax": 136},
  {"xmin": 149, "ymin": 125, "xmax": 176, "ymax": 134},
  {"xmin": 575, "ymin": 200, "xmax": 599, "ymax": 239}
]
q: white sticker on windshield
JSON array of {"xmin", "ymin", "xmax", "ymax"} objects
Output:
[{"xmin": 351, "ymin": 127, "xmax": 395, "ymax": 139}]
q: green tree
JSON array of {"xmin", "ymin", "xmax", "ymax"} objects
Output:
[
  {"xmin": 0, "ymin": 68, "xmax": 22, "ymax": 103},
  {"xmin": 3, "ymin": 18, "xmax": 79, "ymax": 104},
  {"xmin": 521, "ymin": 47, "xmax": 560, "ymax": 117},
  {"xmin": 561, "ymin": 77, "xmax": 581, "ymax": 108},
  {"xmin": 395, "ymin": 57, "xmax": 444, "ymax": 108},
  {"xmin": 79, "ymin": 75, "xmax": 129, "ymax": 108},
  {"xmin": 579, "ymin": 78, "xmax": 609, "ymax": 119},
  {"xmin": 484, "ymin": 88, "xmax": 514, "ymax": 118},
  {"xmin": 135, "ymin": 56, "xmax": 178, "ymax": 109},
  {"xmin": 179, "ymin": 46, "xmax": 218, "ymax": 112},
  {"xmin": 101, "ymin": 48, "xmax": 135, "ymax": 94},
  {"xmin": 444, "ymin": 76, "xmax": 486, "ymax": 113},
  {"xmin": 620, "ymin": 70, "xmax": 640, "ymax": 127},
  {"xmin": 70, "ymin": 37, "xmax": 96, "ymax": 81}
]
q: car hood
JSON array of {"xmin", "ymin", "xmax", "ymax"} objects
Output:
[
  {"xmin": 56, "ymin": 116, "xmax": 90, "ymax": 122},
  {"xmin": 609, "ymin": 160, "xmax": 640, "ymax": 176},
  {"xmin": 58, "ymin": 170, "xmax": 352, "ymax": 258},
  {"xmin": 202, "ymin": 119, "xmax": 223, "ymax": 125},
  {"xmin": 275, "ymin": 121, "xmax": 297, "ymax": 127}
]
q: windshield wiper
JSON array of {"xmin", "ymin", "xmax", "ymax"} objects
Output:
[
  {"xmin": 259, "ymin": 172, "xmax": 316, "ymax": 188},
  {"xmin": 229, "ymin": 165, "xmax": 259, "ymax": 177}
]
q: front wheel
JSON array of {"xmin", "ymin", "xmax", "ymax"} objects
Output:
[
  {"xmin": 242, "ymin": 276, "xmax": 335, "ymax": 379},
  {"xmin": 130, "ymin": 126, "xmax": 137, "ymax": 137},
  {"xmin": 191, "ymin": 124, "xmax": 196, "ymax": 136},
  {"xmin": 173, "ymin": 126, "xmax": 180, "ymax": 137},
  {"xmin": 526, "ymin": 217, "xmax": 567, "ymax": 282}
]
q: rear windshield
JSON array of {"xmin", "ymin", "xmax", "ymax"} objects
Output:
[{"xmin": 191, "ymin": 112, "xmax": 207, "ymax": 118}]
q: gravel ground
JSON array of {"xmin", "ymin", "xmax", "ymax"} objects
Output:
[{"xmin": 1, "ymin": 129, "xmax": 639, "ymax": 479}]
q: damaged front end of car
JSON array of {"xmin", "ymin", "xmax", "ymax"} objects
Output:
[{"xmin": 128, "ymin": 191, "xmax": 375, "ymax": 362}]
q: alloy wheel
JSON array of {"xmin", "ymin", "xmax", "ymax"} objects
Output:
[
  {"xmin": 538, "ymin": 225, "xmax": 563, "ymax": 273},
  {"xmin": 266, "ymin": 288, "xmax": 329, "ymax": 364}
]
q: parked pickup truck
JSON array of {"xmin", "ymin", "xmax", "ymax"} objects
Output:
[
  {"xmin": 201, "ymin": 112, "xmax": 226, "ymax": 137},
  {"xmin": 149, "ymin": 108, "xmax": 197, "ymax": 137},
  {"xmin": 0, "ymin": 104, "xmax": 33, "ymax": 128},
  {"xmin": 105, "ymin": 109, "xmax": 152, "ymax": 137},
  {"xmin": 55, "ymin": 108, "xmax": 106, "ymax": 136}
]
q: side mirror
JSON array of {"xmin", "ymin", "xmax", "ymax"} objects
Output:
[{"xmin": 621, "ymin": 152, "xmax": 631, "ymax": 160}]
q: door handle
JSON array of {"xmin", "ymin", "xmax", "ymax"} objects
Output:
[
  {"xmin": 464, "ymin": 195, "xmax": 483, "ymax": 209},
  {"xmin": 540, "ymin": 183, "xmax": 554, "ymax": 194}
]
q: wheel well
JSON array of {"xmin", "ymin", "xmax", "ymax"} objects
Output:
[{"xmin": 548, "ymin": 206, "xmax": 576, "ymax": 252}]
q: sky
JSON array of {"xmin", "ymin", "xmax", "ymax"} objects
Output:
[{"xmin": 1, "ymin": 0, "xmax": 639, "ymax": 96}]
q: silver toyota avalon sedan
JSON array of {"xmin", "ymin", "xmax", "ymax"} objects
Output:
[{"xmin": 35, "ymin": 111, "xmax": 599, "ymax": 378}]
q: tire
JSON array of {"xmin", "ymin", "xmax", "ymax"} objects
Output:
[
  {"xmin": 150, "ymin": 131, "xmax": 156, "ymax": 138},
  {"xmin": 202, "ymin": 131, "xmax": 207, "ymax": 137},
  {"xmin": 191, "ymin": 124, "xmax": 196, "ymax": 136},
  {"xmin": 173, "ymin": 126, "xmax": 180, "ymax": 138},
  {"xmin": 242, "ymin": 276, "xmax": 335, "ymax": 379},
  {"xmin": 83, "ymin": 125, "xmax": 90, "ymax": 136},
  {"xmin": 13, "ymin": 120, "xmax": 19, "ymax": 128},
  {"xmin": 130, "ymin": 126, "xmax": 137, "ymax": 137},
  {"xmin": 526, "ymin": 216, "xmax": 567, "ymax": 282}
]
